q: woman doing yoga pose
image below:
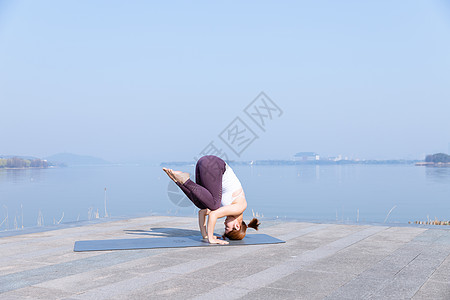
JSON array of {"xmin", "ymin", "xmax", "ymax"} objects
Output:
[{"xmin": 163, "ymin": 155, "xmax": 259, "ymax": 245}]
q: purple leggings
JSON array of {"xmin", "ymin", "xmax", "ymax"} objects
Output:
[{"xmin": 176, "ymin": 155, "xmax": 226, "ymax": 211}]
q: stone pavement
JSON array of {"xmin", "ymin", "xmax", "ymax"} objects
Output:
[{"xmin": 0, "ymin": 216, "xmax": 449, "ymax": 299}]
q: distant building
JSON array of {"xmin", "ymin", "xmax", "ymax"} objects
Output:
[
  {"xmin": 294, "ymin": 152, "xmax": 320, "ymax": 161},
  {"xmin": 327, "ymin": 154, "xmax": 344, "ymax": 161}
]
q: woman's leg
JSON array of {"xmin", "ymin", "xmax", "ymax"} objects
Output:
[
  {"xmin": 179, "ymin": 155, "xmax": 226, "ymax": 210},
  {"xmin": 163, "ymin": 168, "xmax": 197, "ymax": 202}
]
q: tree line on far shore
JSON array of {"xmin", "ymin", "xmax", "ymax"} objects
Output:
[
  {"xmin": 425, "ymin": 153, "xmax": 450, "ymax": 163},
  {"xmin": 0, "ymin": 157, "xmax": 49, "ymax": 168}
]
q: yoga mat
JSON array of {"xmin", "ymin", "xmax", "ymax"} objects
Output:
[{"xmin": 74, "ymin": 234, "xmax": 285, "ymax": 252}]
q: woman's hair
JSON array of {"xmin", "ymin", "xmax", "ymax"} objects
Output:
[{"xmin": 223, "ymin": 218, "xmax": 260, "ymax": 240}]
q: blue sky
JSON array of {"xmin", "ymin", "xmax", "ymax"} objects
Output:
[{"xmin": 1, "ymin": 0, "xmax": 449, "ymax": 162}]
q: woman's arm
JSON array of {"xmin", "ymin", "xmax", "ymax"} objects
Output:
[
  {"xmin": 207, "ymin": 211, "xmax": 229, "ymax": 245},
  {"xmin": 198, "ymin": 209, "xmax": 210, "ymax": 239},
  {"xmin": 210, "ymin": 201, "xmax": 247, "ymax": 219}
]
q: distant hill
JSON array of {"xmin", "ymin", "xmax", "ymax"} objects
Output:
[{"xmin": 45, "ymin": 153, "xmax": 110, "ymax": 166}]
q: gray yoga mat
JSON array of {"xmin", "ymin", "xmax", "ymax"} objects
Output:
[{"xmin": 74, "ymin": 234, "xmax": 285, "ymax": 252}]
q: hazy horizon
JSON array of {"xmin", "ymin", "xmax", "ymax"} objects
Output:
[
  {"xmin": 0, "ymin": 150, "xmax": 443, "ymax": 165},
  {"xmin": 1, "ymin": 1, "xmax": 450, "ymax": 163}
]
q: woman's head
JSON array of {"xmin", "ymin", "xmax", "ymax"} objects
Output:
[{"xmin": 223, "ymin": 217, "xmax": 260, "ymax": 240}]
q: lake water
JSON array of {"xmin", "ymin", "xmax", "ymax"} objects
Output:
[{"xmin": 0, "ymin": 164, "xmax": 449, "ymax": 231}]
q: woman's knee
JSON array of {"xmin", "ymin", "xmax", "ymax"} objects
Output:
[{"xmin": 209, "ymin": 202, "xmax": 221, "ymax": 211}]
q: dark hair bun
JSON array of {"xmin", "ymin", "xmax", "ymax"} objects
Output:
[{"xmin": 248, "ymin": 218, "xmax": 260, "ymax": 230}]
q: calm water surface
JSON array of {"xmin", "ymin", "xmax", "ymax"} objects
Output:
[{"xmin": 0, "ymin": 164, "xmax": 449, "ymax": 230}]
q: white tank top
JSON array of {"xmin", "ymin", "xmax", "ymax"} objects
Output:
[{"xmin": 221, "ymin": 163, "xmax": 242, "ymax": 207}]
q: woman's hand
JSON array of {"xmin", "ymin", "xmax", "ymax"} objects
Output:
[{"xmin": 208, "ymin": 235, "xmax": 229, "ymax": 245}]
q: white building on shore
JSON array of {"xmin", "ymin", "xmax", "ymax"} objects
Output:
[{"xmin": 294, "ymin": 152, "xmax": 320, "ymax": 161}]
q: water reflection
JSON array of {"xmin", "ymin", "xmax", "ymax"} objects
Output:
[
  {"xmin": 425, "ymin": 167, "xmax": 450, "ymax": 183},
  {"xmin": 293, "ymin": 164, "xmax": 364, "ymax": 184},
  {"xmin": 0, "ymin": 168, "xmax": 46, "ymax": 184},
  {"xmin": 294, "ymin": 165, "xmax": 320, "ymax": 182}
]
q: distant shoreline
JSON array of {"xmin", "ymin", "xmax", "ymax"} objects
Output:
[
  {"xmin": 161, "ymin": 159, "xmax": 422, "ymax": 166},
  {"xmin": 415, "ymin": 162, "xmax": 450, "ymax": 167},
  {"xmin": 0, "ymin": 166, "xmax": 54, "ymax": 170}
]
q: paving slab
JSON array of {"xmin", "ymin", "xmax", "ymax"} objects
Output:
[
  {"xmin": 1, "ymin": 215, "xmax": 449, "ymax": 299},
  {"xmin": 412, "ymin": 280, "xmax": 450, "ymax": 300},
  {"xmin": 242, "ymin": 287, "xmax": 301, "ymax": 300}
]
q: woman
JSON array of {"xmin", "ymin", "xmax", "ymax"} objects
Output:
[{"xmin": 163, "ymin": 155, "xmax": 259, "ymax": 245}]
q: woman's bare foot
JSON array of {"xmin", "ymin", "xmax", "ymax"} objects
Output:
[
  {"xmin": 162, "ymin": 168, "xmax": 176, "ymax": 182},
  {"xmin": 172, "ymin": 170, "xmax": 190, "ymax": 184},
  {"xmin": 162, "ymin": 168, "xmax": 190, "ymax": 184}
]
